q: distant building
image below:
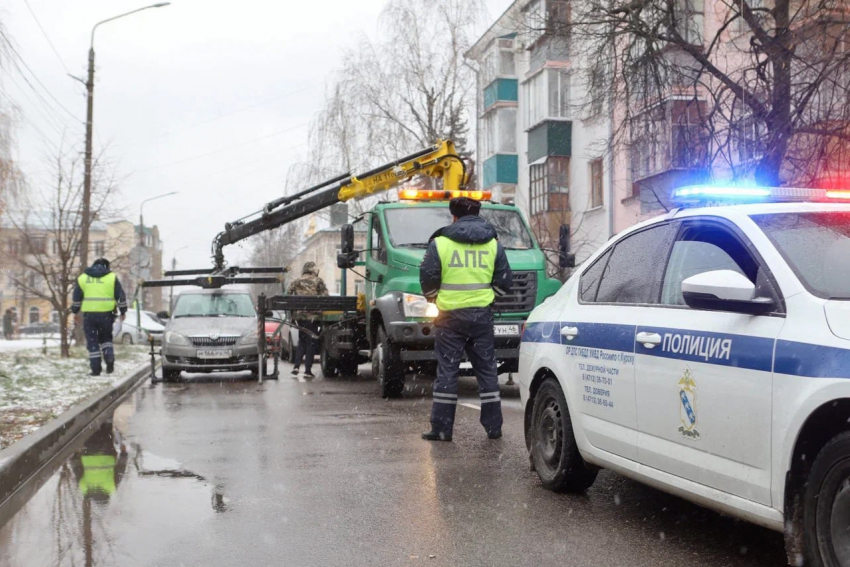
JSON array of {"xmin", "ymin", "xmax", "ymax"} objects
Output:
[{"xmin": 0, "ymin": 212, "xmax": 164, "ymax": 330}]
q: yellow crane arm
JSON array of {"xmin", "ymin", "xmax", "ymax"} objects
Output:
[{"xmin": 336, "ymin": 140, "xmax": 467, "ymax": 202}]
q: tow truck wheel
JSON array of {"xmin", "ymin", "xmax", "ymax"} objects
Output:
[
  {"xmin": 321, "ymin": 343, "xmax": 339, "ymax": 378},
  {"xmin": 804, "ymin": 431, "xmax": 850, "ymax": 567},
  {"xmin": 374, "ymin": 326, "xmax": 404, "ymax": 398},
  {"xmin": 530, "ymin": 378, "xmax": 598, "ymax": 492},
  {"xmin": 121, "ymin": 333, "xmax": 133, "ymax": 345}
]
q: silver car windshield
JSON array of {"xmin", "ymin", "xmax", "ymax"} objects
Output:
[{"xmin": 172, "ymin": 293, "xmax": 256, "ymax": 318}]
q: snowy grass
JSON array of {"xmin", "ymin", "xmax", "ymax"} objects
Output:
[{"xmin": 0, "ymin": 345, "xmax": 151, "ymax": 450}]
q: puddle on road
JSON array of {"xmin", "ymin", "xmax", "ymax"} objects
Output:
[{"xmin": 0, "ymin": 402, "xmax": 226, "ymax": 567}]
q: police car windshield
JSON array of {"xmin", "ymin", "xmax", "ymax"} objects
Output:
[
  {"xmin": 752, "ymin": 211, "xmax": 850, "ymax": 299},
  {"xmin": 172, "ymin": 293, "xmax": 256, "ymax": 318},
  {"xmin": 384, "ymin": 207, "xmax": 534, "ymax": 249}
]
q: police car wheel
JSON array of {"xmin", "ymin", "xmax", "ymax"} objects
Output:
[
  {"xmin": 805, "ymin": 431, "xmax": 850, "ymax": 567},
  {"xmin": 121, "ymin": 333, "xmax": 133, "ymax": 345},
  {"xmin": 374, "ymin": 327, "xmax": 404, "ymax": 398},
  {"xmin": 530, "ymin": 378, "xmax": 597, "ymax": 493}
]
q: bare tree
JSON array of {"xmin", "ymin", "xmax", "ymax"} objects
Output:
[
  {"xmin": 1, "ymin": 151, "xmax": 121, "ymax": 356},
  {"xmin": 543, "ymin": 0, "xmax": 850, "ymax": 187}
]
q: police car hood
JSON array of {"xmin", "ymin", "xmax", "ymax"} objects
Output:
[
  {"xmin": 429, "ymin": 216, "xmax": 497, "ymax": 244},
  {"xmin": 166, "ymin": 316, "xmax": 256, "ymax": 337},
  {"xmin": 824, "ymin": 301, "xmax": 850, "ymax": 340}
]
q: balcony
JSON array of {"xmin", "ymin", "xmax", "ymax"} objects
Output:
[
  {"xmin": 483, "ymin": 79, "xmax": 518, "ymax": 110},
  {"xmin": 527, "ymin": 121, "xmax": 572, "ymax": 163},
  {"xmin": 482, "ymin": 154, "xmax": 518, "ymax": 188}
]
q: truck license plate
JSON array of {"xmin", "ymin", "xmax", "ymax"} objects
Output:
[
  {"xmin": 494, "ymin": 325, "xmax": 519, "ymax": 336},
  {"xmin": 197, "ymin": 349, "xmax": 232, "ymax": 359}
]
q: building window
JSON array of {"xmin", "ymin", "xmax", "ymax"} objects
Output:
[
  {"xmin": 481, "ymin": 38, "xmax": 517, "ymax": 86},
  {"xmin": 525, "ymin": 0, "xmax": 570, "ymax": 45},
  {"xmin": 481, "ymin": 107, "xmax": 517, "ymax": 158},
  {"xmin": 28, "ymin": 237, "xmax": 47, "ymax": 255},
  {"xmin": 530, "ymin": 157, "xmax": 570, "ymax": 216},
  {"xmin": 590, "ymin": 159, "xmax": 604, "ymax": 208},
  {"xmin": 93, "ymin": 241, "xmax": 106, "ymax": 257},
  {"xmin": 51, "ymin": 311, "xmax": 60, "ymax": 324},
  {"xmin": 6, "ymin": 239, "xmax": 19, "ymax": 255},
  {"xmin": 28, "ymin": 306, "xmax": 40, "ymax": 325},
  {"xmin": 335, "ymin": 279, "xmax": 342, "ymax": 295},
  {"xmin": 671, "ymin": 100, "xmax": 706, "ymax": 168},
  {"xmin": 547, "ymin": 69, "xmax": 570, "ymax": 119},
  {"xmin": 523, "ymin": 69, "xmax": 569, "ymax": 129},
  {"xmin": 589, "ymin": 66, "xmax": 605, "ymax": 117},
  {"xmin": 52, "ymin": 240, "xmax": 59, "ymax": 255},
  {"xmin": 672, "ymin": 0, "xmax": 704, "ymax": 45}
]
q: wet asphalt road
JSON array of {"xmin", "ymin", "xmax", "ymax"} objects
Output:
[{"xmin": 0, "ymin": 362, "xmax": 787, "ymax": 567}]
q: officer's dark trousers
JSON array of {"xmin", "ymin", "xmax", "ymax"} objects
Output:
[
  {"xmin": 294, "ymin": 320, "xmax": 320, "ymax": 373},
  {"xmin": 430, "ymin": 307, "xmax": 503, "ymax": 436},
  {"xmin": 83, "ymin": 313, "xmax": 115, "ymax": 375}
]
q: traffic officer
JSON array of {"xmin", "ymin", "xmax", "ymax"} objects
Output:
[
  {"xmin": 419, "ymin": 197, "xmax": 512, "ymax": 441},
  {"xmin": 72, "ymin": 258, "xmax": 128, "ymax": 376}
]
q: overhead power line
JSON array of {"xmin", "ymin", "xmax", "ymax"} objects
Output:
[{"xmin": 20, "ymin": 0, "xmax": 72, "ymax": 75}]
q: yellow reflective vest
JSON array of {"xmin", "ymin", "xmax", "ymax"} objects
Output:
[
  {"xmin": 78, "ymin": 272, "xmax": 117, "ymax": 313},
  {"xmin": 435, "ymin": 236, "xmax": 497, "ymax": 311}
]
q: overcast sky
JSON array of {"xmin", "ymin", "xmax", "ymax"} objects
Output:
[{"xmin": 3, "ymin": 0, "xmax": 512, "ymax": 272}]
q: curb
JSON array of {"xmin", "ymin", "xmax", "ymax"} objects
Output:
[{"xmin": 0, "ymin": 362, "xmax": 153, "ymax": 507}]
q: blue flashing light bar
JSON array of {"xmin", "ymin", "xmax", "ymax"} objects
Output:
[{"xmin": 672, "ymin": 185, "xmax": 850, "ymax": 205}]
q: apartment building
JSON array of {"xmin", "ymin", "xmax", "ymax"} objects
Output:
[{"xmin": 467, "ymin": 0, "xmax": 614, "ymax": 268}]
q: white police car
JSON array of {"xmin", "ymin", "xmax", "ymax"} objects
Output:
[{"xmin": 519, "ymin": 186, "xmax": 850, "ymax": 567}]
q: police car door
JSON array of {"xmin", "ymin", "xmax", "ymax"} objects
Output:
[
  {"xmin": 565, "ymin": 222, "xmax": 679, "ymax": 461},
  {"xmin": 634, "ymin": 217, "xmax": 784, "ymax": 506}
]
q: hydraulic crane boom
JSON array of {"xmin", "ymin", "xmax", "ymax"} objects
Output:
[{"xmin": 212, "ymin": 140, "xmax": 467, "ymax": 270}]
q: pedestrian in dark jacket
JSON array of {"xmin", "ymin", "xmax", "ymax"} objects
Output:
[
  {"xmin": 71, "ymin": 258, "xmax": 128, "ymax": 376},
  {"xmin": 2, "ymin": 309, "xmax": 13, "ymax": 340},
  {"xmin": 287, "ymin": 261, "xmax": 328, "ymax": 378},
  {"xmin": 420, "ymin": 197, "xmax": 512, "ymax": 442}
]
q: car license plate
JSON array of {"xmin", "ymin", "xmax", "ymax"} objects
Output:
[
  {"xmin": 197, "ymin": 349, "xmax": 232, "ymax": 359},
  {"xmin": 494, "ymin": 324, "xmax": 520, "ymax": 336}
]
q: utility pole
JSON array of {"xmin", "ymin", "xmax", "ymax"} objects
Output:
[{"xmin": 76, "ymin": 2, "xmax": 171, "ymax": 276}]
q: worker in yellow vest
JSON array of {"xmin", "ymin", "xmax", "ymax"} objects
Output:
[
  {"xmin": 72, "ymin": 258, "xmax": 128, "ymax": 376},
  {"xmin": 419, "ymin": 197, "xmax": 512, "ymax": 442}
]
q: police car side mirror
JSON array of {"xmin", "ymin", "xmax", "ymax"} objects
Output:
[
  {"xmin": 558, "ymin": 224, "xmax": 575, "ymax": 268},
  {"xmin": 682, "ymin": 270, "xmax": 774, "ymax": 316}
]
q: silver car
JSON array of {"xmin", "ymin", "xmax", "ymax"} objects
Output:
[{"xmin": 160, "ymin": 288, "xmax": 260, "ymax": 381}]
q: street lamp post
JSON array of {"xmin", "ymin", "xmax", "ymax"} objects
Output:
[
  {"xmin": 78, "ymin": 3, "xmax": 170, "ymax": 276},
  {"xmin": 134, "ymin": 191, "xmax": 177, "ymax": 340},
  {"xmin": 169, "ymin": 245, "xmax": 190, "ymax": 314}
]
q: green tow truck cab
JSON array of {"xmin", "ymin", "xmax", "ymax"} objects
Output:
[{"xmin": 321, "ymin": 198, "xmax": 563, "ymax": 397}]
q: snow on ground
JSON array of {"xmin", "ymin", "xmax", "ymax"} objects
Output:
[
  {"xmin": 0, "ymin": 335, "xmax": 64, "ymax": 353},
  {"xmin": 0, "ymin": 345, "xmax": 151, "ymax": 450}
]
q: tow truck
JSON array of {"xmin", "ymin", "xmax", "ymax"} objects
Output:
[{"xmin": 152, "ymin": 140, "xmax": 571, "ymax": 396}]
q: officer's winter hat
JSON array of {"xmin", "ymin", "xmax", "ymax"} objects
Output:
[
  {"xmin": 302, "ymin": 261, "xmax": 318, "ymax": 275},
  {"xmin": 93, "ymin": 257, "xmax": 110, "ymax": 270},
  {"xmin": 449, "ymin": 197, "xmax": 481, "ymax": 218}
]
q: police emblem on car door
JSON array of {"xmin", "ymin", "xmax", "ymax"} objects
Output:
[{"xmin": 677, "ymin": 368, "xmax": 699, "ymax": 439}]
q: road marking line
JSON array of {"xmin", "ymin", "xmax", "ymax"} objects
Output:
[{"xmin": 460, "ymin": 402, "xmax": 480, "ymax": 411}]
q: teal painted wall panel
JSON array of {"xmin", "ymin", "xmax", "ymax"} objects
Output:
[
  {"xmin": 527, "ymin": 121, "xmax": 572, "ymax": 163},
  {"xmin": 483, "ymin": 154, "xmax": 518, "ymax": 187},
  {"xmin": 483, "ymin": 79, "xmax": 518, "ymax": 109}
]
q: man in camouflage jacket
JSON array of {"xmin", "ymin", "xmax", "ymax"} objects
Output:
[{"xmin": 287, "ymin": 261, "xmax": 328, "ymax": 377}]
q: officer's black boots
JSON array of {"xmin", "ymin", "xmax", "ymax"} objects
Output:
[
  {"xmin": 488, "ymin": 429, "xmax": 503, "ymax": 440},
  {"xmin": 106, "ymin": 360, "xmax": 114, "ymax": 374},
  {"xmin": 421, "ymin": 430, "xmax": 452, "ymax": 442}
]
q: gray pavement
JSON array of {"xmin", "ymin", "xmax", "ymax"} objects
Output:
[{"xmin": 0, "ymin": 361, "xmax": 786, "ymax": 567}]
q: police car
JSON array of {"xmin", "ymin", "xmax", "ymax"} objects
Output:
[{"xmin": 519, "ymin": 186, "xmax": 850, "ymax": 567}]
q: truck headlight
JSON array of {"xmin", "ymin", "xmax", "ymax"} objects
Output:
[
  {"xmin": 239, "ymin": 329, "xmax": 259, "ymax": 345},
  {"xmin": 164, "ymin": 331, "xmax": 189, "ymax": 346},
  {"xmin": 402, "ymin": 293, "xmax": 439, "ymax": 318}
]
